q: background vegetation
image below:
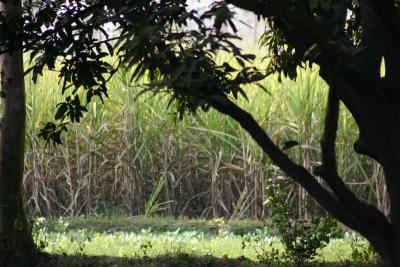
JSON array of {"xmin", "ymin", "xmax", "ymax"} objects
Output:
[{"xmin": 23, "ymin": 50, "xmax": 388, "ymax": 220}]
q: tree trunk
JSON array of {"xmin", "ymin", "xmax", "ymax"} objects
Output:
[
  {"xmin": 0, "ymin": 1, "xmax": 35, "ymax": 266},
  {"xmin": 382, "ymin": 235, "xmax": 400, "ymax": 267}
]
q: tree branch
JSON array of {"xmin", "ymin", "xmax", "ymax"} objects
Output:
[
  {"xmin": 313, "ymin": 88, "xmax": 340, "ymax": 177},
  {"xmin": 226, "ymin": 0, "xmax": 389, "ymax": 138},
  {"xmin": 314, "ymin": 88, "xmax": 390, "ymax": 234},
  {"xmin": 208, "ymin": 95, "xmax": 391, "ymax": 246},
  {"xmin": 227, "ymin": 0, "xmax": 343, "ymax": 67},
  {"xmin": 225, "ymin": 0, "xmax": 399, "ymax": 238},
  {"xmin": 358, "ymin": 0, "xmax": 386, "ymax": 85},
  {"xmin": 225, "ymin": 0, "xmax": 278, "ymax": 17},
  {"xmin": 370, "ymin": 0, "xmax": 400, "ymax": 44}
]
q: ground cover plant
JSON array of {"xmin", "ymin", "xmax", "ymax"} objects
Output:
[{"xmin": 31, "ymin": 216, "xmax": 380, "ymax": 267}]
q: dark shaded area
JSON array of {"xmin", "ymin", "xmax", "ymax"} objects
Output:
[{"xmin": 34, "ymin": 253, "xmax": 380, "ymax": 267}]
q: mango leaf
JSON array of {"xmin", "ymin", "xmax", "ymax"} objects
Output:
[
  {"xmin": 55, "ymin": 103, "xmax": 68, "ymax": 120},
  {"xmin": 282, "ymin": 140, "xmax": 300, "ymax": 150}
]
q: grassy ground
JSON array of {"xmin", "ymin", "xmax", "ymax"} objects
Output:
[{"xmin": 32, "ymin": 216, "xmax": 380, "ymax": 267}]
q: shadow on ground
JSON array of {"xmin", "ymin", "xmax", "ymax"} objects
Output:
[{"xmin": 34, "ymin": 253, "xmax": 381, "ymax": 267}]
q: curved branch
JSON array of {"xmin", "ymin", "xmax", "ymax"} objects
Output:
[
  {"xmin": 315, "ymin": 88, "xmax": 390, "ymax": 233},
  {"xmin": 208, "ymin": 95, "xmax": 391, "ymax": 247}
]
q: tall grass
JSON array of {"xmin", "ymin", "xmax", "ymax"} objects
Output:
[{"xmin": 22, "ymin": 51, "xmax": 388, "ymax": 219}]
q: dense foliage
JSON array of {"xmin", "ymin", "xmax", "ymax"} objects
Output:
[{"xmin": 1, "ymin": 0, "xmax": 265, "ymax": 142}]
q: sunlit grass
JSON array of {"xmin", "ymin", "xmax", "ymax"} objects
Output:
[{"xmin": 34, "ymin": 216, "xmax": 372, "ymax": 264}]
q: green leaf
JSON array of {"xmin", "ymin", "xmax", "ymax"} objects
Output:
[
  {"xmin": 55, "ymin": 103, "xmax": 68, "ymax": 120},
  {"xmin": 282, "ymin": 140, "xmax": 300, "ymax": 150}
]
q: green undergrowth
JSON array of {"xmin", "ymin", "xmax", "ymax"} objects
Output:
[{"xmin": 32, "ymin": 216, "xmax": 380, "ymax": 266}]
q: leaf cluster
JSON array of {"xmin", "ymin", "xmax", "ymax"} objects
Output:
[
  {"xmin": 115, "ymin": 1, "xmax": 265, "ymax": 118},
  {"xmin": 0, "ymin": 0, "xmax": 369, "ymax": 144}
]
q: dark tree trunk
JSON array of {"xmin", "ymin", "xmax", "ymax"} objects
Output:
[
  {"xmin": 381, "ymin": 233, "xmax": 400, "ymax": 267},
  {"xmin": 222, "ymin": 1, "xmax": 400, "ymax": 266},
  {"xmin": 0, "ymin": 1, "xmax": 35, "ymax": 266}
]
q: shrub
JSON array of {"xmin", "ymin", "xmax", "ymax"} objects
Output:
[{"xmin": 268, "ymin": 183, "xmax": 342, "ymax": 265}]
